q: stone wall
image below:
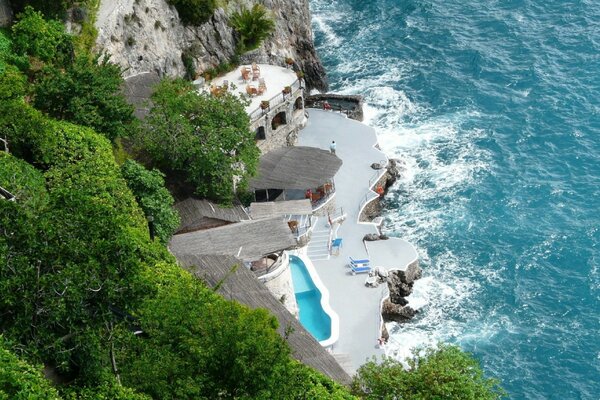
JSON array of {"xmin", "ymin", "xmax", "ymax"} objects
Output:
[
  {"xmin": 251, "ymin": 89, "xmax": 306, "ymax": 153},
  {"xmin": 95, "ymin": 0, "xmax": 327, "ymax": 91},
  {"xmin": 0, "ymin": 0, "xmax": 12, "ymax": 27},
  {"xmin": 259, "ymin": 256, "xmax": 299, "ymax": 317},
  {"xmin": 305, "ymin": 93, "xmax": 364, "ymax": 121}
]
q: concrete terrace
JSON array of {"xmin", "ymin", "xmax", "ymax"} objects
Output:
[
  {"xmin": 210, "ymin": 64, "xmax": 298, "ymax": 116},
  {"xmin": 297, "ymin": 110, "xmax": 418, "ymax": 373}
]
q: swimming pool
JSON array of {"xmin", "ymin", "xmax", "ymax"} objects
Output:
[{"xmin": 289, "ymin": 255, "xmax": 338, "ymax": 346}]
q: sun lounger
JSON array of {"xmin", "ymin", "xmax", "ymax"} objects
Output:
[{"xmin": 349, "ymin": 257, "xmax": 371, "ymax": 275}]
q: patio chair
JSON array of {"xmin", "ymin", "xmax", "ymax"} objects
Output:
[
  {"xmin": 241, "ymin": 67, "xmax": 251, "ymax": 81},
  {"xmin": 246, "ymin": 84, "xmax": 258, "ymax": 96},
  {"xmin": 258, "ymin": 78, "xmax": 267, "ymax": 94},
  {"xmin": 348, "ymin": 257, "xmax": 371, "ymax": 274},
  {"xmin": 331, "ymin": 238, "xmax": 342, "ymax": 255}
]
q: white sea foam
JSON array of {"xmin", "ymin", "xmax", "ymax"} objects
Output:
[{"xmin": 311, "ymin": 0, "xmax": 494, "ymax": 362}]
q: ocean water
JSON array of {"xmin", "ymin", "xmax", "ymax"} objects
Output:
[{"xmin": 310, "ymin": 0, "xmax": 600, "ymax": 398}]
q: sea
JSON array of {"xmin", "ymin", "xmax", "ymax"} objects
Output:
[{"xmin": 309, "ymin": 0, "xmax": 600, "ymax": 398}]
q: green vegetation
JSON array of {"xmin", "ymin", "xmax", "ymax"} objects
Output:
[
  {"xmin": 120, "ymin": 160, "xmax": 181, "ymax": 243},
  {"xmin": 0, "ymin": 9, "xmax": 503, "ymax": 400},
  {"xmin": 229, "ymin": 4, "xmax": 275, "ymax": 52},
  {"xmin": 167, "ymin": 0, "xmax": 217, "ymax": 26},
  {"xmin": 0, "ymin": 337, "xmax": 61, "ymax": 400},
  {"xmin": 352, "ymin": 344, "xmax": 505, "ymax": 400},
  {"xmin": 11, "ymin": 7, "xmax": 73, "ymax": 68},
  {"xmin": 137, "ymin": 78, "xmax": 259, "ymax": 203},
  {"xmin": 8, "ymin": 0, "xmax": 74, "ymax": 19},
  {"xmin": 33, "ymin": 53, "xmax": 135, "ymax": 142}
]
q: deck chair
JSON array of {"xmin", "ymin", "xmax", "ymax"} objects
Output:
[
  {"xmin": 258, "ymin": 78, "xmax": 267, "ymax": 94},
  {"xmin": 348, "ymin": 257, "xmax": 370, "ymax": 274},
  {"xmin": 331, "ymin": 238, "xmax": 342, "ymax": 255}
]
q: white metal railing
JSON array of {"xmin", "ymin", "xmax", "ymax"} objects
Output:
[{"xmin": 248, "ymin": 78, "xmax": 303, "ymax": 123}]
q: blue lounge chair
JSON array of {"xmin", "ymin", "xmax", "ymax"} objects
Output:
[
  {"xmin": 349, "ymin": 257, "xmax": 371, "ymax": 275},
  {"xmin": 331, "ymin": 238, "xmax": 343, "ymax": 255}
]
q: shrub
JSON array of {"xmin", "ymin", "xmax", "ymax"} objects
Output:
[
  {"xmin": 120, "ymin": 160, "xmax": 180, "ymax": 244},
  {"xmin": 33, "ymin": 53, "xmax": 134, "ymax": 142},
  {"xmin": 167, "ymin": 0, "xmax": 216, "ymax": 26},
  {"xmin": 11, "ymin": 7, "xmax": 73, "ymax": 67},
  {"xmin": 352, "ymin": 344, "xmax": 505, "ymax": 400},
  {"xmin": 229, "ymin": 4, "xmax": 275, "ymax": 52}
]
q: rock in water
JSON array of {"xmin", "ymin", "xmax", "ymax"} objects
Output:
[{"xmin": 381, "ymin": 299, "xmax": 417, "ymax": 323}]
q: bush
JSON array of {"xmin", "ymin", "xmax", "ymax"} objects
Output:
[
  {"xmin": 167, "ymin": 0, "xmax": 216, "ymax": 26},
  {"xmin": 0, "ymin": 337, "xmax": 61, "ymax": 400},
  {"xmin": 120, "ymin": 160, "xmax": 180, "ymax": 244},
  {"xmin": 33, "ymin": 53, "xmax": 134, "ymax": 142},
  {"xmin": 11, "ymin": 7, "xmax": 73, "ymax": 67},
  {"xmin": 352, "ymin": 344, "xmax": 505, "ymax": 400},
  {"xmin": 229, "ymin": 4, "xmax": 275, "ymax": 52}
]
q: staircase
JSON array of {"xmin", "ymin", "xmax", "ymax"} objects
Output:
[{"xmin": 306, "ymin": 218, "xmax": 331, "ymax": 261}]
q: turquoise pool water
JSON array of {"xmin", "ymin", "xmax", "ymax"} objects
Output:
[{"xmin": 289, "ymin": 255, "xmax": 331, "ymax": 342}]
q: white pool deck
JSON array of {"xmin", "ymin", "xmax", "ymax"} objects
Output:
[
  {"xmin": 209, "ymin": 64, "xmax": 297, "ymax": 115},
  {"xmin": 296, "ymin": 110, "xmax": 418, "ymax": 374}
]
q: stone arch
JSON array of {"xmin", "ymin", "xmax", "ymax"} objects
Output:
[
  {"xmin": 271, "ymin": 111, "xmax": 287, "ymax": 130},
  {"xmin": 294, "ymin": 96, "xmax": 304, "ymax": 111},
  {"xmin": 255, "ymin": 126, "xmax": 266, "ymax": 140}
]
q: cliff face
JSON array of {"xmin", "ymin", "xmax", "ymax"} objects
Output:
[{"xmin": 95, "ymin": 0, "xmax": 327, "ymax": 91}]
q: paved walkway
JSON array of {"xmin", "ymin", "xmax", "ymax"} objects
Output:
[{"xmin": 297, "ymin": 110, "xmax": 402, "ymax": 372}]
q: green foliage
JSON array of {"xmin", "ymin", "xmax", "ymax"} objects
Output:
[
  {"xmin": 0, "ymin": 115, "xmax": 162, "ymax": 380},
  {"xmin": 352, "ymin": 344, "xmax": 505, "ymax": 400},
  {"xmin": 138, "ymin": 78, "xmax": 259, "ymax": 204},
  {"xmin": 0, "ymin": 152, "xmax": 47, "ymax": 209},
  {"xmin": 0, "ymin": 337, "xmax": 61, "ymax": 400},
  {"xmin": 61, "ymin": 382, "xmax": 151, "ymax": 400},
  {"xmin": 116, "ymin": 262, "xmax": 354, "ymax": 399},
  {"xmin": 229, "ymin": 4, "xmax": 275, "ymax": 52},
  {"xmin": 0, "ymin": 64, "xmax": 27, "ymax": 101},
  {"xmin": 8, "ymin": 0, "xmax": 74, "ymax": 19},
  {"xmin": 120, "ymin": 160, "xmax": 180, "ymax": 243},
  {"xmin": 11, "ymin": 7, "xmax": 73, "ymax": 67},
  {"xmin": 167, "ymin": 0, "xmax": 217, "ymax": 26},
  {"xmin": 33, "ymin": 53, "xmax": 134, "ymax": 142}
]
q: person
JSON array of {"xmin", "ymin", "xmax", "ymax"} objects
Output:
[
  {"xmin": 323, "ymin": 100, "xmax": 332, "ymax": 110},
  {"xmin": 329, "ymin": 140, "xmax": 336, "ymax": 155}
]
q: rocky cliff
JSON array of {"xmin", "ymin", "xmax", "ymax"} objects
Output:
[{"xmin": 95, "ymin": 0, "xmax": 327, "ymax": 91}]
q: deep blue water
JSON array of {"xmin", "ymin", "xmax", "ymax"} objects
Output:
[
  {"xmin": 310, "ymin": 0, "xmax": 600, "ymax": 398},
  {"xmin": 290, "ymin": 256, "xmax": 331, "ymax": 341}
]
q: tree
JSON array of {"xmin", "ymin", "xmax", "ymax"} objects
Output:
[
  {"xmin": 0, "ymin": 118, "xmax": 163, "ymax": 382},
  {"xmin": 120, "ymin": 160, "xmax": 180, "ymax": 243},
  {"xmin": 0, "ymin": 337, "xmax": 61, "ymax": 400},
  {"xmin": 229, "ymin": 4, "xmax": 276, "ymax": 52},
  {"xmin": 139, "ymin": 78, "xmax": 259, "ymax": 204},
  {"xmin": 33, "ymin": 53, "xmax": 134, "ymax": 141},
  {"xmin": 11, "ymin": 7, "xmax": 73, "ymax": 67},
  {"xmin": 352, "ymin": 344, "xmax": 505, "ymax": 400}
]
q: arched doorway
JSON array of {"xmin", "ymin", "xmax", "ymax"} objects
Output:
[
  {"xmin": 255, "ymin": 126, "xmax": 266, "ymax": 140},
  {"xmin": 294, "ymin": 96, "xmax": 304, "ymax": 111},
  {"xmin": 271, "ymin": 111, "xmax": 287, "ymax": 130}
]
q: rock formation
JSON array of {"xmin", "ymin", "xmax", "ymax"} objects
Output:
[
  {"xmin": 382, "ymin": 261, "xmax": 422, "ymax": 323},
  {"xmin": 94, "ymin": 0, "xmax": 327, "ymax": 91}
]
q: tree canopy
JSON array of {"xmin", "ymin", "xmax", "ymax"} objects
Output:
[
  {"xmin": 352, "ymin": 344, "xmax": 505, "ymax": 400},
  {"xmin": 138, "ymin": 78, "xmax": 259, "ymax": 204},
  {"xmin": 33, "ymin": 53, "xmax": 134, "ymax": 142},
  {"xmin": 11, "ymin": 7, "xmax": 73, "ymax": 68},
  {"xmin": 120, "ymin": 159, "xmax": 180, "ymax": 243},
  {"xmin": 0, "ymin": 337, "xmax": 61, "ymax": 400}
]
